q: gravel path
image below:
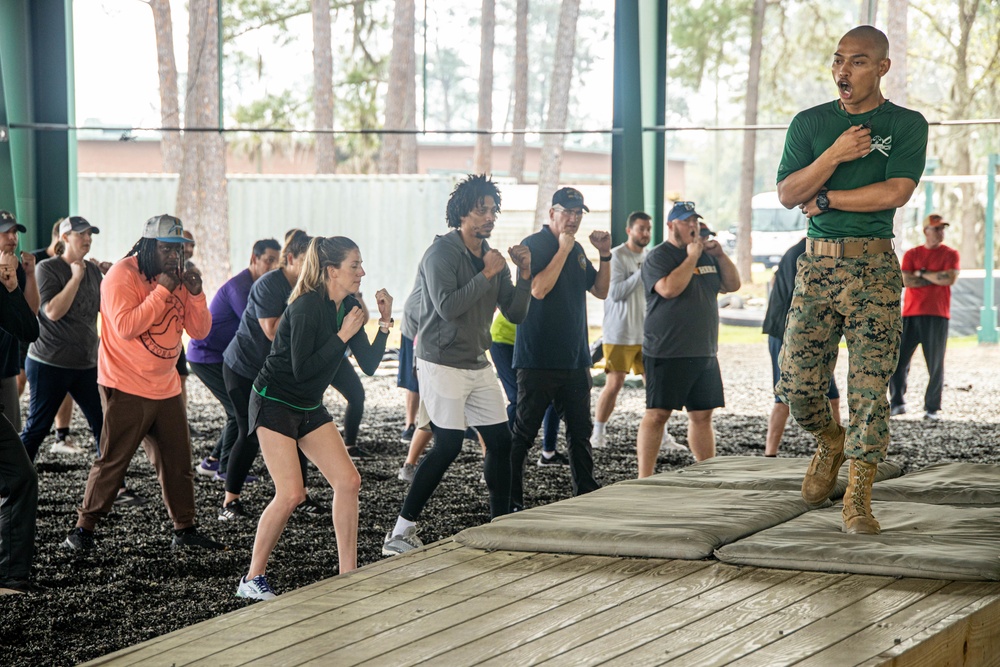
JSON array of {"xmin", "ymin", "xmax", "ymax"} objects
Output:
[{"xmin": 3, "ymin": 342, "xmax": 998, "ymax": 666}]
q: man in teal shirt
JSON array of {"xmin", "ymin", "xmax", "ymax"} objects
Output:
[{"xmin": 775, "ymin": 25, "xmax": 927, "ymax": 534}]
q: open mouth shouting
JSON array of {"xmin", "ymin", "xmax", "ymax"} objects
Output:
[{"xmin": 838, "ymin": 79, "xmax": 852, "ymax": 100}]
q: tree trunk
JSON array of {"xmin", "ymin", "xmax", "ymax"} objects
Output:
[
  {"xmin": 510, "ymin": 0, "xmax": 529, "ymax": 182},
  {"xmin": 472, "ymin": 0, "xmax": 496, "ymax": 175},
  {"xmin": 736, "ymin": 0, "xmax": 765, "ymax": 284},
  {"xmin": 380, "ymin": 0, "xmax": 418, "ymax": 174},
  {"xmin": 175, "ymin": 0, "xmax": 230, "ymax": 295},
  {"xmin": 885, "ymin": 0, "xmax": 908, "ymax": 107},
  {"xmin": 313, "ymin": 0, "xmax": 337, "ymax": 173},
  {"xmin": 950, "ymin": 0, "xmax": 981, "ymax": 268},
  {"xmin": 148, "ymin": 0, "xmax": 182, "ymax": 173},
  {"xmin": 886, "ymin": 0, "xmax": 909, "ymax": 243},
  {"xmin": 533, "ymin": 0, "xmax": 580, "ymax": 229}
]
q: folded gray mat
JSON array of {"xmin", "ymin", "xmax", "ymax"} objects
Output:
[
  {"xmin": 715, "ymin": 501, "xmax": 1000, "ymax": 581},
  {"xmin": 455, "ymin": 485, "xmax": 812, "ymax": 560},
  {"xmin": 870, "ymin": 462, "xmax": 1000, "ymax": 505},
  {"xmin": 621, "ymin": 456, "xmax": 903, "ymax": 501}
]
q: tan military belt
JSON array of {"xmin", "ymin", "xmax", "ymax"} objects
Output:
[{"xmin": 806, "ymin": 238, "xmax": 894, "ymax": 259}]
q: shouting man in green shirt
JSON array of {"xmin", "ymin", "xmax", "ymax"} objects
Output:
[{"xmin": 774, "ymin": 25, "xmax": 927, "ymax": 534}]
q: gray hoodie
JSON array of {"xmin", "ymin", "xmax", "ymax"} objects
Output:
[{"xmin": 415, "ymin": 229, "xmax": 530, "ymax": 370}]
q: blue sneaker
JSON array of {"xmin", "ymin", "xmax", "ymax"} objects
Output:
[
  {"xmin": 214, "ymin": 470, "xmax": 258, "ymax": 484},
  {"xmin": 196, "ymin": 457, "xmax": 220, "ymax": 477},
  {"xmin": 236, "ymin": 574, "xmax": 276, "ymax": 601}
]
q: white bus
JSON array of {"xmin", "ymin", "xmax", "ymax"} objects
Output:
[{"xmin": 750, "ymin": 191, "xmax": 808, "ymax": 267}]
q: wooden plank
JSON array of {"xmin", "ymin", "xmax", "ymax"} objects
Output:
[
  {"xmin": 541, "ymin": 565, "xmax": 799, "ymax": 666},
  {"xmin": 428, "ymin": 559, "xmax": 705, "ymax": 665},
  {"xmin": 474, "ymin": 562, "xmax": 750, "ymax": 666},
  {"xmin": 857, "ymin": 593, "xmax": 1000, "ymax": 667},
  {"xmin": 84, "ymin": 540, "xmax": 468, "ymax": 666},
  {"xmin": 602, "ymin": 571, "xmax": 848, "ymax": 667},
  {"xmin": 796, "ymin": 582, "xmax": 1000, "ymax": 667},
  {"xmin": 286, "ymin": 552, "xmax": 591, "ymax": 666},
  {"xmin": 227, "ymin": 550, "xmax": 573, "ymax": 667},
  {"xmin": 179, "ymin": 549, "xmax": 530, "ymax": 667},
  {"xmin": 725, "ymin": 577, "xmax": 950, "ymax": 667},
  {"xmin": 650, "ymin": 572, "xmax": 890, "ymax": 667},
  {"xmin": 351, "ymin": 557, "xmax": 679, "ymax": 666}
]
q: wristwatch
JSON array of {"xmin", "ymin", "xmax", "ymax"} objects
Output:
[{"xmin": 815, "ymin": 189, "xmax": 830, "ymax": 213}]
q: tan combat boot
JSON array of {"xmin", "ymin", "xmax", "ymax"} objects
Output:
[
  {"xmin": 800, "ymin": 421, "xmax": 846, "ymax": 506},
  {"xmin": 842, "ymin": 459, "xmax": 881, "ymax": 534}
]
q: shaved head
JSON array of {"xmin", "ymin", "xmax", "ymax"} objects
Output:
[{"xmin": 841, "ymin": 25, "xmax": 889, "ymax": 60}]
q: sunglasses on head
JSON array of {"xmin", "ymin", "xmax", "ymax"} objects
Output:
[{"xmin": 675, "ymin": 201, "xmax": 696, "ymax": 211}]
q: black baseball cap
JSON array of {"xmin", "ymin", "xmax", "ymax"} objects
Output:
[{"xmin": 551, "ymin": 187, "xmax": 589, "ymax": 212}]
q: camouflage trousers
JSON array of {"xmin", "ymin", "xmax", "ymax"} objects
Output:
[{"xmin": 776, "ymin": 245, "xmax": 902, "ymax": 463}]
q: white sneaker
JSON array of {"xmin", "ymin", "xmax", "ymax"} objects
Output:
[
  {"xmin": 592, "ymin": 430, "xmax": 607, "ymax": 449},
  {"xmin": 236, "ymin": 574, "xmax": 277, "ymax": 601},
  {"xmin": 382, "ymin": 526, "xmax": 423, "ymax": 556},
  {"xmin": 50, "ymin": 440, "xmax": 86, "ymax": 455},
  {"xmin": 661, "ymin": 431, "xmax": 687, "ymax": 450}
]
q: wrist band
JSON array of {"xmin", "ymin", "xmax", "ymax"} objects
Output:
[
  {"xmin": 378, "ymin": 318, "xmax": 394, "ymax": 330},
  {"xmin": 600, "ymin": 255, "xmax": 612, "ymax": 262}
]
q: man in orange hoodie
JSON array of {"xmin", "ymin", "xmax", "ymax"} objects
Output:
[{"xmin": 63, "ymin": 215, "xmax": 224, "ymax": 551}]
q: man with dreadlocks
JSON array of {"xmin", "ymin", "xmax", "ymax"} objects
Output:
[
  {"xmin": 382, "ymin": 174, "xmax": 532, "ymax": 556},
  {"xmin": 63, "ymin": 215, "xmax": 224, "ymax": 552}
]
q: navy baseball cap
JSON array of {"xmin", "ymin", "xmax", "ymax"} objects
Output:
[{"xmin": 667, "ymin": 201, "xmax": 703, "ymax": 222}]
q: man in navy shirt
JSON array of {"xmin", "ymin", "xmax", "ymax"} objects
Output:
[{"xmin": 510, "ymin": 187, "xmax": 611, "ymax": 510}]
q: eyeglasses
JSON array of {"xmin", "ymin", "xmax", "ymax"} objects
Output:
[
  {"xmin": 554, "ymin": 206, "xmax": 585, "ymax": 218},
  {"xmin": 674, "ymin": 201, "xmax": 696, "ymax": 211}
]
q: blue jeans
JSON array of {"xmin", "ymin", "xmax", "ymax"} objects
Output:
[{"xmin": 21, "ymin": 359, "xmax": 103, "ymax": 462}]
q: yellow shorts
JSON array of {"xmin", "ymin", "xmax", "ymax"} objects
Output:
[{"xmin": 602, "ymin": 344, "xmax": 644, "ymax": 375}]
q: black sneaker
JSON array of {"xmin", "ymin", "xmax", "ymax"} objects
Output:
[
  {"xmin": 537, "ymin": 450, "xmax": 570, "ymax": 467},
  {"xmin": 218, "ymin": 498, "xmax": 248, "ymax": 521},
  {"xmin": 62, "ymin": 527, "xmax": 96, "ymax": 552},
  {"xmin": 171, "ymin": 526, "xmax": 226, "ymax": 551},
  {"xmin": 0, "ymin": 579, "xmax": 45, "ymax": 594},
  {"xmin": 114, "ymin": 488, "xmax": 149, "ymax": 507},
  {"xmin": 296, "ymin": 495, "xmax": 325, "ymax": 515},
  {"xmin": 346, "ymin": 445, "xmax": 370, "ymax": 461},
  {"xmin": 400, "ymin": 424, "xmax": 416, "ymax": 443}
]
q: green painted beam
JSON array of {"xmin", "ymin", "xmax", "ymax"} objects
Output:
[
  {"xmin": 611, "ymin": 0, "xmax": 645, "ymax": 247},
  {"xmin": 980, "ymin": 153, "xmax": 998, "ymax": 344},
  {"xmin": 0, "ymin": 0, "xmax": 74, "ymax": 250}
]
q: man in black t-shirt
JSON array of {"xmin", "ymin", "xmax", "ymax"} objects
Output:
[
  {"xmin": 637, "ymin": 201, "xmax": 740, "ymax": 477},
  {"xmin": 510, "ymin": 187, "xmax": 611, "ymax": 510}
]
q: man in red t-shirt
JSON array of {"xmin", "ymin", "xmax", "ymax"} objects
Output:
[{"xmin": 889, "ymin": 214, "xmax": 960, "ymax": 420}]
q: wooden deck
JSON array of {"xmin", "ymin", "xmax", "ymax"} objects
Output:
[{"xmin": 84, "ymin": 539, "xmax": 1000, "ymax": 666}]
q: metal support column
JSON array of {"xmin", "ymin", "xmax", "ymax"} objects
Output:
[
  {"xmin": 979, "ymin": 153, "xmax": 998, "ymax": 344},
  {"xmin": 611, "ymin": 0, "xmax": 666, "ymax": 245},
  {"xmin": 0, "ymin": 0, "xmax": 75, "ymax": 248}
]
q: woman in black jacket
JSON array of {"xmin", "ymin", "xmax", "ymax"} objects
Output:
[
  {"xmin": 236, "ymin": 236, "xmax": 392, "ymax": 600},
  {"xmin": 0, "ymin": 241, "xmax": 41, "ymax": 593}
]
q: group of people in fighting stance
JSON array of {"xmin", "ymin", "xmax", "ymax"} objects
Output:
[{"xmin": 0, "ymin": 24, "xmax": 934, "ymax": 601}]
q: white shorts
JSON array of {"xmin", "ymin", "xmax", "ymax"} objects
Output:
[{"xmin": 415, "ymin": 358, "xmax": 508, "ymax": 431}]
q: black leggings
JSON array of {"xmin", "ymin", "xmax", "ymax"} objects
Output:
[
  {"xmin": 223, "ymin": 364, "xmax": 307, "ymax": 496},
  {"xmin": 400, "ymin": 422, "xmax": 511, "ymax": 522},
  {"xmin": 329, "ymin": 361, "xmax": 364, "ymax": 446}
]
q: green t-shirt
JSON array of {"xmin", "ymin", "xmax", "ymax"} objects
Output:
[
  {"xmin": 777, "ymin": 100, "xmax": 928, "ymax": 239},
  {"xmin": 490, "ymin": 311, "xmax": 516, "ymax": 346}
]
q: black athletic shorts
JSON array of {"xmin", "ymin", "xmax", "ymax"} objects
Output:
[
  {"xmin": 644, "ymin": 355, "xmax": 725, "ymax": 412},
  {"xmin": 248, "ymin": 390, "xmax": 333, "ymax": 440}
]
